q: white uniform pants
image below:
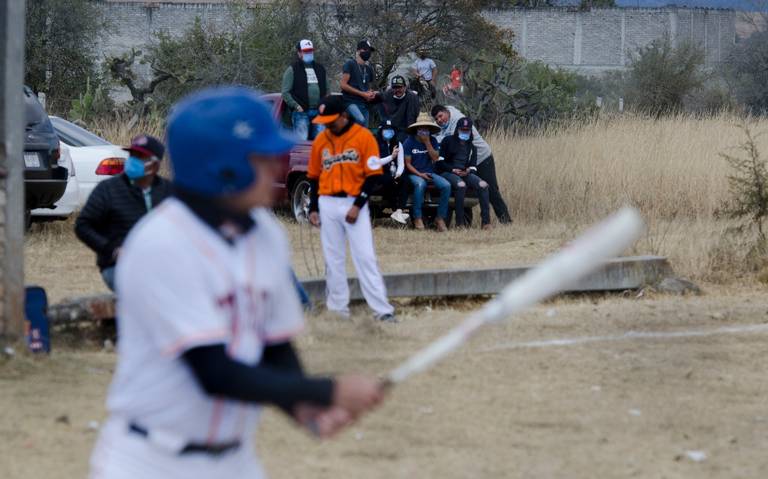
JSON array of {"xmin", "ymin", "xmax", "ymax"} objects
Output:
[
  {"xmin": 318, "ymin": 196, "xmax": 394, "ymax": 316},
  {"xmin": 89, "ymin": 418, "xmax": 264, "ymax": 479}
]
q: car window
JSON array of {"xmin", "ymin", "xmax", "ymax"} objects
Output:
[{"xmin": 50, "ymin": 117, "xmax": 111, "ymax": 147}]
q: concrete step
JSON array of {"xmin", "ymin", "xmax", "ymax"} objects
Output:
[{"xmin": 47, "ymin": 256, "xmax": 672, "ymax": 325}]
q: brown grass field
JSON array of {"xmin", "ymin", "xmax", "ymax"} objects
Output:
[{"xmin": 4, "ymin": 114, "xmax": 768, "ymax": 478}]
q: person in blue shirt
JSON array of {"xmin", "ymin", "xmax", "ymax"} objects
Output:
[{"xmin": 403, "ymin": 114, "xmax": 451, "ymax": 232}]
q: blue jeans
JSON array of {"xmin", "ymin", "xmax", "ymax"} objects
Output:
[
  {"xmin": 101, "ymin": 266, "xmax": 116, "ymax": 292},
  {"xmin": 346, "ymin": 103, "xmax": 369, "ymax": 127},
  {"xmin": 408, "ymin": 173, "xmax": 451, "ymax": 220},
  {"xmin": 292, "ymin": 109, "xmax": 324, "ymax": 140}
]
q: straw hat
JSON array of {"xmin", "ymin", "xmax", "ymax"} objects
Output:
[{"xmin": 407, "ymin": 112, "xmax": 441, "ymax": 135}]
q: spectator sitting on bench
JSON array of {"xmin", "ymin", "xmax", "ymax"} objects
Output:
[
  {"xmin": 438, "ymin": 117, "xmax": 491, "ymax": 230},
  {"xmin": 403, "ymin": 114, "xmax": 450, "ymax": 232},
  {"xmin": 375, "ymin": 120, "xmax": 409, "ymax": 224}
]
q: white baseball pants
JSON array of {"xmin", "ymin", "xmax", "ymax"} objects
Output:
[
  {"xmin": 89, "ymin": 418, "xmax": 264, "ymax": 479},
  {"xmin": 318, "ymin": 196, "xmax": 394, "ymax": 316}
]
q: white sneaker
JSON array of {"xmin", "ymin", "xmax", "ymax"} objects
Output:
[{"xmin": 390, "ymin": 209, "xmax": 410, "ymax": 224}]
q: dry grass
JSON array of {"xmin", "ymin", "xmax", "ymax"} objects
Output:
[{"xmin": 32, "ymin": 113, "xmax": 768, "ymax": 303}]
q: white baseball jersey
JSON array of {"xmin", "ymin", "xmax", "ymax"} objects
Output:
[{"xmin": 90, "ymin": 198, "xmax": 303, "ymax": 479}]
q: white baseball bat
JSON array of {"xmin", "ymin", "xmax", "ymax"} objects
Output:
[{"xmin": 385, "ymin": 207, "xmax": 645, "ymax": 386}]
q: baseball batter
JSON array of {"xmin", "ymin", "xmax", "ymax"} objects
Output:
[
  {"xmin": 89, "ymin": 87, "xmax": 384, "ymax": 479},
  {"xmin": 307, "ymin": 95, "xmax": 396, "ymax": 322}
]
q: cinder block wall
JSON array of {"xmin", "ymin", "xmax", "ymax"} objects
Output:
[{"xmin": 97, "ymin": 3, "xmax": 737, "ymax": 80}]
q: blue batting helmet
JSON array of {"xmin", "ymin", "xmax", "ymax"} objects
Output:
[{"xmin": 167, "ymin": 86, "xmax": 296, "ymax": 196}]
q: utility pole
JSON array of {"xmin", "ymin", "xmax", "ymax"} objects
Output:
[{"xmin": 0, "ymin": 1, "xmax": 26, "ymax": 341}]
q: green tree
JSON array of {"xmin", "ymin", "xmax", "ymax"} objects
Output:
[
  {"xmin": 625, "ymin": 37, "xmax": 704, "ymax": 117},
  {"xmin": 25, "ymin": 0, "xmax": 107, "ymax": 113}
]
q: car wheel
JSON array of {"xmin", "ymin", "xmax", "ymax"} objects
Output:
[{"xmin": 291, "ymin": 177, "xmax": 311, "ymax": 223}]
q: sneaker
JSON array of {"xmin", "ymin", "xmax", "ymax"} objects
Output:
[
  {"xmin": 482, "ymin": 223, "xmax": 493, "ymax": 231},
  {"xmin": 435, "ymin": 218, "xmax": 448, "ymax": 232},
  {"xmin": 413, "ymin": 218, "xmax": 425, "ymax": 230},
  {"xmin": 390, "ymin": 209, "xmax": 410, "ymax": 224},
  {"xmin": 376, "ymin": 313, "xmax": 398, "ymax": 323}
]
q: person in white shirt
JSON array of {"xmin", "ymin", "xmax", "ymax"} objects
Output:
[
  {"xmin": 89, "ymin": 86, "xmax": 385, "ymax": 479},
  {"xmin": 413, "ymin": 50, "xmax": 437, "ymax": 99}
]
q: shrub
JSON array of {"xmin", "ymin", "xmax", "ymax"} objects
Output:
[
  {"xmin": 723, "ymin": 30, "xmax": 768, "ymax": 114},
  {"xmin": 625, "ymin": 37, "xmax": 704, "ymax": 116},
  {"xmin": 720, "ymin": 124, "xmax": 768, "ymax": 244},
  {"xmin": 458, "ymin": 57, "xmax": 596, "ymax": 131}
]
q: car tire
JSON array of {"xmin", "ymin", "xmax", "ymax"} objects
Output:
[{"xmin": 290, "ymin": 177, "xmax": 312, "ymax": 223}]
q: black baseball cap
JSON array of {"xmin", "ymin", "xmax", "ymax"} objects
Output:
[
  {"xmin": 312, "ymin": 95, "xmax": 347, "ymax": 125},
  {"xmin": 391, "ymin": 75, "xmax": 406, "ymax": 88},
  {"xmin": 357, "ymin": 39, "xmax": 376, "ymax": 51},
  {"xmin": 457, "ymin": 117, "xmax": 473, "ymax": 131},
  {"xmin": 123, "ymin": 134, "xmax": 165, "ymax": 160}
]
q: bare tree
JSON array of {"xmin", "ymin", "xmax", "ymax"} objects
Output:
[{"xmin": 313, "ymin": 0, "xmax": 515, "ymax": 89}]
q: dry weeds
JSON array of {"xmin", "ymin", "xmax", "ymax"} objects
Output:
[{"xmin": 30, "ymin": 113, "xmax": 768, "ymax": 303}]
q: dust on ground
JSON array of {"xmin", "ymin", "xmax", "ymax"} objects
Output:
[{"xmin": 3, "ymin": 288, "xmax": 768, "ymax": 478}]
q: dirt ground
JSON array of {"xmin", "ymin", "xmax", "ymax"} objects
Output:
[{"xmin": 3, "ymin": 287, "xmax": 768, "ymax": 478}]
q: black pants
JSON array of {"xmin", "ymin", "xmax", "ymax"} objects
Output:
[
  {"xmin": 377, "ymin": 174, "xmax": 409, "ymax": 210},
  {"xmin": 441, "ymin": 172, "xmax": 491, "ymax": 227},
  {"xmin": 475, "ymin": 155, "xmax": 512, "ymax": 224}
]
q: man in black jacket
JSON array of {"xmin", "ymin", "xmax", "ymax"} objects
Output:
[
  {"xmin": 438, "ymin": 117, "xmax": 491, "ymax": 230},
  {"xmin": 379, "ymin": 75, "xmax": 419, "ymax": 143},
  {"xmin": 281, "ymin": 39, "xmax": 328, "ymax": 140},
  {"xmin": 75, "ymin": 134, "xmax": 172, "ymax": 290}
]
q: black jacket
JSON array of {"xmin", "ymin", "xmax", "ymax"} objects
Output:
[
  {"xmin": 380, "ymin": 90, "xmax": 420, "ymax": 138},
  {"xmin": 75, "ymin": 174, "xmax": 172, "ymax": 270},
  {"xmin": 438, "ymin": 132, "xmax": 478, "ymax": 173}
]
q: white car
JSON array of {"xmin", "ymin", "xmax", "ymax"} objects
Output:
[{"xmin": 32, "ymin": 117, "xmax": 127, "ymax": 218}]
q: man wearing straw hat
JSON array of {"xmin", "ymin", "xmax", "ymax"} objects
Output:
[{"xmin": 403, "ymin": 113, "xmax": 451, "ymax": 232}]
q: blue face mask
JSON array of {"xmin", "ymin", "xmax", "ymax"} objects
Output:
[
  {"xmin": 382, "ymin": 129, "xmax": 395, "ymax": 140},
  {"xmin": 302, "ymin": 53, "xmax": 314, "ymax": 63},
  {"xmin": 458, "ymin": 131, "xmax": 471, "ymax": 141},
  {"xmin": 124, "ymin": 155, "xmax": 147, "ymax": 179}
]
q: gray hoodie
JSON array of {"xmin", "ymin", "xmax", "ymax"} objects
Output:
[{"xmin": 434, "ymin": 106, "xmax": 492, "ymax": 164}]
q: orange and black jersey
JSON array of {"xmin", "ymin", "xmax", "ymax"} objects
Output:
[{"xmin": 307, "ymin": 123, "xmax": 383, "ymax": 197}]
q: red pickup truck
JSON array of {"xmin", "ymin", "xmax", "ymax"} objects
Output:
[{"xmin": 262, "ymin": 93, "xmax": 477, "ymax": 224}]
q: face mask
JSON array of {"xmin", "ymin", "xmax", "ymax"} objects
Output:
[
  {"xmin": 417, "ymin": 128, "xmax": 431, "ymax": 137},
  {"xmin": 124, "ymin": 155, "xmax": 147, "ymax": 179},
  {"xmin": 382, "ymin": 129, "xmax": 395, "ymax": 140},
  {"xmin": 440, "ymin": 121, "xmax": 449, "ymax": 130},
  {"xmin": 302, "ymin": 52, "xmax": 314, "ymax": 63},
  {"xmin": 359, "ymin": 50, "xmax": 372, "ymax": 61},
  {"xmin": 458, "ymin": 131, "xmax": 471, "ymax": 141}
]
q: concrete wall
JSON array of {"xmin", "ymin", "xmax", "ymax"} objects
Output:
[
  {"xmin": 489, "ymin": 7, "xmax": 736, "ymax": 74},
  {"xmin": 96, "ymin": 3, "xmax": 737, "ymax": 79}
]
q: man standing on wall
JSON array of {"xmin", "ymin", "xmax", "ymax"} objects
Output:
[
  {"xmin": 414, "ymin": 50, "xmax": 437, "ymax": 99},
  {"xmin": 282, "ymin": 39, "xmax": 328, "ymax": 140},
  {"xmin": 340, "ymin": 40, "xmax": 378, "ymax": 127}
]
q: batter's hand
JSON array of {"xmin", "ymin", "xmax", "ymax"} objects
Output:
[
  {"xmin": 294, "ymin": 404, "xmax": 351, "ymax": 439},
  {"xmin": 309, "ymin": 211, "xmax": 321, "ymax": 227},
  {"xmin": 345, "ymin": 206, "xmax": 361, "ymax": 224},
  {"xmin": 333, "ymin": 374, "xmax": 385, "ymax": 418}
]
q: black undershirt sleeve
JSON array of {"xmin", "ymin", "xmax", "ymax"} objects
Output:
[
  {"xmin": 308, "ymin": 178, "xmax": 319, "ymax": 213},
  {"xmin": 183, "ymin": 343, "xmax": 334, "ymax": 414},
  {"xmin": 354, "ymin": 174, "xmax": 382, "ymax": 208}
]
